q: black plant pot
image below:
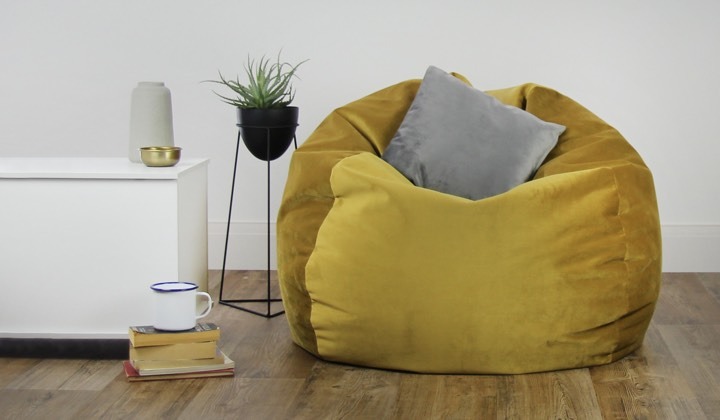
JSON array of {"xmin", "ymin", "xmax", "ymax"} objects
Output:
[{"xmin": 237, "ymin": 107, "xmax": 298, "ymax": 161}]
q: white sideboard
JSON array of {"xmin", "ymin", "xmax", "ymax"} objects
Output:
[{"xmin": 0, "ymin": 158, "xmax": 209, "ymax": 339}]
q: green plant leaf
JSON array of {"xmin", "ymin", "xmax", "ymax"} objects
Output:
[{"xmin": 204, "ymin": 52, "xmax": 307, "ymax": 109}]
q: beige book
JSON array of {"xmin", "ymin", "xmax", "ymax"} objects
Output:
[{"xmin": 130, "ymin": 350, "xmax": 234, "ymax": 376}]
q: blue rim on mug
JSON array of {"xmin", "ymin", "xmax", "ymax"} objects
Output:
[{"xmin": 150, "ymin": 282, "xmax": 199, "ymax": 292}]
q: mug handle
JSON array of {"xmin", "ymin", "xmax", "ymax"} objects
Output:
[{"xmin": 196, "ymin": 292, "xmax": 213, "ymax": 320}]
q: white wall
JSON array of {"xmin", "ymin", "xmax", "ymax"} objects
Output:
[{"xmin": 2, "ymin": 1, "xmax": 718, "ymax": 272}]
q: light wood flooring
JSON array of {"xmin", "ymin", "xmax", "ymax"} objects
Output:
[{"xmin": 1, "ymin": 272, "xmax": 719, "ymax": 419}]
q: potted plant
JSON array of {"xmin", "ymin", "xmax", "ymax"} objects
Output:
[{"xmin": 206, "ymin": 53, "xmax": 307, "ymax": 161}]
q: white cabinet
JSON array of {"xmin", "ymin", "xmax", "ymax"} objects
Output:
[{"xmin": 0, "ymin": 158, "xmax": 208, "ymax": 339}]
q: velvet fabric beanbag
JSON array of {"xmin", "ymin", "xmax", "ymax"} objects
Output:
[{"xmin": 277, "ymin": 74, "xmax": 662, "ymax": 374}]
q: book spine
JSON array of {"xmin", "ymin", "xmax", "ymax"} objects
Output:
[
  {"xmin": 129, "ymin": 341, "xmax": 218, "ymax": 361},
  {"xmin": 128, "ymin": 329, "xmax": 220, "ymax": 347}
]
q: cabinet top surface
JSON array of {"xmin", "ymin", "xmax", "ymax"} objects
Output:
[{"xmin": 0, "ymin": 157, "xmax": 208, "ymax": 180}]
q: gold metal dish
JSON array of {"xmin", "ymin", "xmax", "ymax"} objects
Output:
[{"xmin": 140, "ymin": 146, "xmax": 182, "ymax": 167}]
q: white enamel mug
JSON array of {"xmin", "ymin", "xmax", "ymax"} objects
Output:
[{"xmin": 150, "ymin": 282, "xmax": 213, "ymax": 331}]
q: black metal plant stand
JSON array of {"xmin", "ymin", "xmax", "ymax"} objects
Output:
[{"xmin": 219, "ymin": 125, "xmax": 297, "ymax": 318}]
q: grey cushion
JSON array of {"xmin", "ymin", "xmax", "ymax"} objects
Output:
[{"xmin": 382, "ymin": 66, "xmax": 566, "ymax": 200}]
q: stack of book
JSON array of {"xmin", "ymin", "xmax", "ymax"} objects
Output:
[{"xmin": 123, "ymin": 322, "xmax": 234, "ymax": 382}]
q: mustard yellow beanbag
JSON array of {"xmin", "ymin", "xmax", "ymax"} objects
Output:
[{"xmin": 277, "ymin": 77, "xmax": 661, "ymax": 374}]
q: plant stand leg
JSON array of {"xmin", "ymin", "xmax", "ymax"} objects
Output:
[{"xmin": 219, "ymin": 129, "xmax": 286, "ymax": 318}]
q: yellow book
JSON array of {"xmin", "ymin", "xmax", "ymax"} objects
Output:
[
  {"xmin": 129, "ymin": 341, "xmax": 217, "ymax": 361},
  {"xmin": 130, "ymin": 350, "xmax": 234, "ymax": 376},
  {"xmin": 128, "ymin": 323, "xmax": 220, "ymax": 347}
]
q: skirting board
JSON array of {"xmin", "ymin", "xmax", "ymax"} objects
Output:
[
  {"xmin": 662, "ymin": 225, "xmax": 720, "ymax": 272},
  {"xmin": 209, "ymin": 220, "xmax": 278, "ymax": 271},
  {"xmin": 0, "ymin": 338, "xmax": 129, "ymax": 359},
  {"xmin": 209, "ymin": 222, "xmax": 720, "ymax": 273}
]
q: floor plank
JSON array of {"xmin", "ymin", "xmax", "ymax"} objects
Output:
[
  {"xmin": 0, "ymin": 389, "xmax": 96, "ymax": 420},
  {"xmin": 653, "ymin": 273, "xmax": 720, "ymax": 325},
  {"xmin": 428, "ymin": 375, "xmax": 499, "ymax": 419},
  {"xmin": 286, "ymin": 363, "xmax": 403, "ymax": 419},
  {"xmin": 179, "ymin": 377, "xmax": 305, "ymax": 420},
  {"xmin": 591, "ymin": 323, "xmax": 707, "ymax": 419},
  {"xmin": 4, "ymin": 359, "xmax": 117, "ymax": 391},
  {"xmin": 0, "ymin": 358, "xmax": 41, "ymax": 388},
  {"xmin": 498, "ymin": 369, "xmax": 602, "ymax": 420},
  {"xmin": 658, "ymin": 323, "xmax": 720, "ymax": 416}
]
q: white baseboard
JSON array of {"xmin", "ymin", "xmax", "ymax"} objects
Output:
[
  {"xmin": 661, "ymin": 225, "xmax": 720, "ymax": 272},
  {"xmin": 209, "ymin": 221, "xmax": 277, "ymax": 270},
  {"xmin": 209, "ymin": 222, "xmax": 720, "ymax": 273}
]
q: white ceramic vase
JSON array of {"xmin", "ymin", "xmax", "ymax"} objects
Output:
[{"xmin": 128, "ymin": 81, "xmax": 174, "ymax": 163}]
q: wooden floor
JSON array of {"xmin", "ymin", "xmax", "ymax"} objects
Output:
[{"xmin": 1, "ymin": 272, "xmax": 719, "ymax": 419}]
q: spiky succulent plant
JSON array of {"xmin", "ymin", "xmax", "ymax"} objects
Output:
[{"xmin": 207, "ymin": 53, "xmax": 307, "ymax": 109}]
